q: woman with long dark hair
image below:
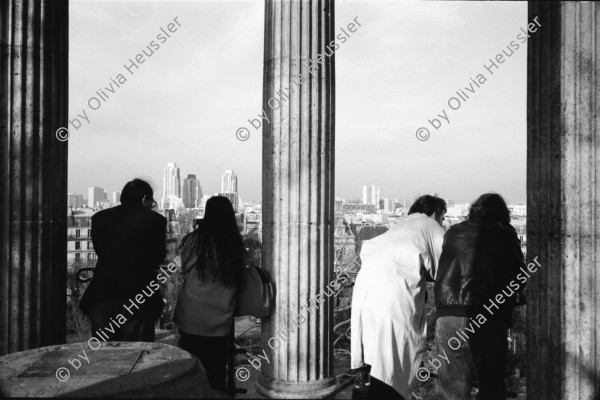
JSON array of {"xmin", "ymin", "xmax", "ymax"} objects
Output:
[
  {"xmin": 175, "ymin": 196, "xmax": 244, "ymax": 391},
  {"xmin": 434, "ymin": 193, "xmax": 526, "ymax": 400}
]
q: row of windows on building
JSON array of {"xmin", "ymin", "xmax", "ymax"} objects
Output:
[
  {"xmin": 69, "ymin": 229, "xmax": 92, "ymax": 238},
  {"xmin": 72, "ymin": 252, "xmax": 97, "ymax": 261},
  {"xmin": 67, "ymin": 211, "xmax": 96, "ymax": 262}
]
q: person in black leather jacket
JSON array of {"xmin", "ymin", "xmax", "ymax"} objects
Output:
[{"xmin": 434, "ymin": 193, "xmax": 525, "ymax": 400}]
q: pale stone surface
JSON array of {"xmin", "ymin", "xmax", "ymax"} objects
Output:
[
  {"xmin": 527, "ymin": 1, "xmax": 600, "ymax": 399},
  {"xmin": 258, "ymin": 0, "xmax": 336, "ymax": 398},
  {"xmin": 0, "ymin": 341, "xmax": 211, "ymax": 398},
  {"xmin": 0, "ymin": 0, "xmax": 69, "ymax": 355}
]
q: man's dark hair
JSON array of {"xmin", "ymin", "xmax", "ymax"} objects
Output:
[
  {"xmin": 120, "ymin": 178, "xmax": 154, "ymax": 205},
  {"xmin": 408, "ymin": 194, "xmax": 447, "ymax": 217},
  {"xmin": 467, "ymin": 192, "xmax": 511, "ymax": 225}
]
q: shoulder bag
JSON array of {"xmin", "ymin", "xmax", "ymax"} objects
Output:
[{"xmin": 234, "ymin": 265, "xmax": 275, "ymax": 318}]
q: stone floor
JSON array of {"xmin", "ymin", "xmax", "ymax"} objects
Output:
[{"xmin": 127, "ymin": 324, "xmax": 526, "ymax": 400}]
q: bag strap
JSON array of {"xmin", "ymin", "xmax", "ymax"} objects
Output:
[{"xmin": 253, "ymin": 266, "xmax": 271, "ymax": 285}]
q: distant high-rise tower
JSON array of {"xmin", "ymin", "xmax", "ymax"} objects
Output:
[
  {"xmin": 68, "ymin": 193, "xmax": 85, "ymax": 208},
  {"xmin": 220, "ymin": 170, "xmax": 239, "ymax": 211},
  {"xmin": 183, "ymin": 174, "xmax": 202, "ymax": 208},
  {"xmin": 163, "ymin": 163, "xmax": 181, "ymax": 198},
  {"xmin": 218, "ymin": 192, "xmax": 240, "ymax": 212},
  {"xmin": 362, "ymin": 184, "xmax": 380, "ymax": 207},
  {"xmin": 221, "ymin": 170, "xmax": 238, "ymax": 193},
  {"xmin": 383, "ymin": 198, "xmax": 395, "ymax": 212},
  {"xmin": 88, "ymin": 187, "xmax": 105, "ymax": 208},
  {"xmin": 162, "ymin": 162, "xmax": 184, "ymax": 209}
]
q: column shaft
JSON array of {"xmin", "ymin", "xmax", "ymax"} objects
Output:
[
  {"xmin": 0, "ymin": 0, "xmax": 68, "ymax": 355},
  {"xmin": 527, "ymin": 2, "xmax": 600, "ymax": 398},
  {"xmin": 258, "ymin": 0, "xmax": 336, "ymax": 398}
]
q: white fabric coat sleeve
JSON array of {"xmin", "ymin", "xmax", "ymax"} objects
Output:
[{"xmin": 425, "ymin": 222, "xmax": 446, "ymax": 281}]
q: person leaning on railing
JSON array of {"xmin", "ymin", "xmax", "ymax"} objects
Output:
[
  {"xmin": 79, "ymin": 178, "xmax": 166, "ymax": 342},
  {"xmin": 351, "ymin": 194, "xmax": 447, "ymax": 400},
  {"xmin": 434, "ymin": 192, "xmax": 526, "ymax": 400}
]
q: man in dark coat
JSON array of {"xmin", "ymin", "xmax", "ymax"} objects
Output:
[{"xmin": 80, "ymin": 178, "xmax": 167, "ymax": 341}]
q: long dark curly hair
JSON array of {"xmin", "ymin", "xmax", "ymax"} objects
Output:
[
  {"xmin": 467, "ymin": 192, "xmax": 511, "ymax": 225},
  {"xmin": 184, "ymin": 196, "xmax": 244, "ymax": 287}
]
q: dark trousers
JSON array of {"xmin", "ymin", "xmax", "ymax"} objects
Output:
[
  {"xmin": 89, "ymin": 298, "xmax": 156, "ymax": 342},
  {"xmin": 368, "ymin": 377, "xmax": 405, "ymax": 400},
  {"xmin": 179, "ymin": 330, "xmax": 229, "ymax": 391},
  {"xmin": 435, "ymin": 316, "xmax": 508, "ymax": 400}
]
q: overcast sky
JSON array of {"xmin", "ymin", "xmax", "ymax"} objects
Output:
[{"xmin": 68, "ymin": 0, "xmax": 527, "ymax": 204}]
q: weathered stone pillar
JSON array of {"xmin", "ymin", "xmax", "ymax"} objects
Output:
[
  {"xmin": 258, "ymin": 0, "xmax": 336, "ymax": 398},
  {"xmin": 0, "ymin": 0, "xmax": 68, "ymax": 355},
  {"xmin": 527, "ymin": 2, "xmax": 600, "ymax": 399}
]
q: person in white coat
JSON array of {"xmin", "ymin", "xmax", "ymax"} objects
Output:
[{"xmin": 351, "ymin": 195, "xmax": 447, "ymax": 400}]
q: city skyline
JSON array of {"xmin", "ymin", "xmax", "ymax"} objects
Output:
[
  {"xmin": 67, "ymin": 1, "xmax": 527, "ymax": 205},
  {"xmin": 71, "ymin": 177, "xmax": 525, "ymax": 208},
  {"xmin": 70, "ymin": 173, "xmax": 526, "ymax": 205}
]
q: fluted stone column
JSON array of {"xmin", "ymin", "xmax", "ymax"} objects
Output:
[
  {"xmin": 0, "ymin": 0, "xmax": 68, "ymax": 355},
  {"xmin": 527, "ymin": 2, "xmax": 600, "ymax": 399},
  {"xmin": 258, "ymin": 0, "xmax": 336, "ymax": 398}
]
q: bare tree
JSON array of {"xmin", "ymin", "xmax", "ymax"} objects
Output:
[{"xmin": 174, "ymin": 209, "xmax": 200, "ymax": 240}]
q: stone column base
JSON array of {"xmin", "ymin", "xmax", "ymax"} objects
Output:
[{"xmin": 256, "ymin": 376, "xmax": 338, "ymax": 399}]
